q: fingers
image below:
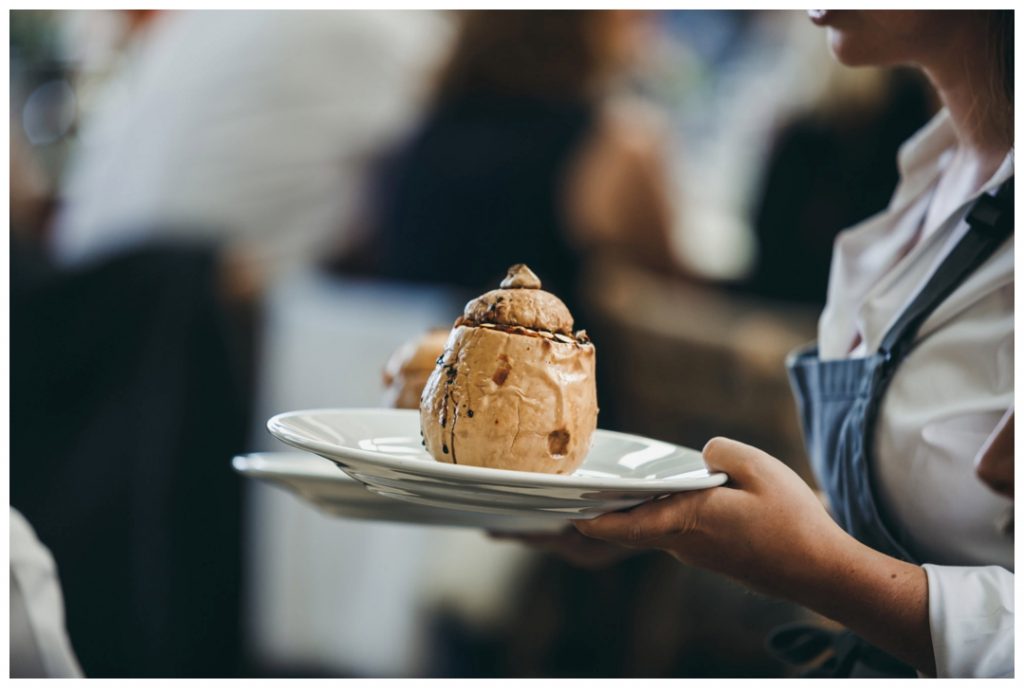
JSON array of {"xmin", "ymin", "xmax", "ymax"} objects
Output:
[
  {"xmin": 702, "ymin": 436, "xmax": 773, "ymax": 487},
  {"xmin": 575, "ymin": 488, "xmax": 718, "ymax": 545},
  {"xmin": 574, "ymin": 437, "xmax": 779, "ymax": 548}
]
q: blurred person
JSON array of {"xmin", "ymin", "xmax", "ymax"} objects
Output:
[
  {"xmin": 51, "ymin": 10, "xmax": 449, "ymax": 286},
  {"xmin": 13, "ymin": 9, "xmax": 445, "ymax": 678},
  {"xmin": 12, "ymin": 95, "xmax": 260, "ymax": 676},
  {"xmin": 576, "ymin": 10, "xmax": 1014, "ymax": 678},
  {"xmin": 645, "ymin": 11, "xmax": 935, "ymax": 298},
  {"xmin": 10, "ymin": 116, "xmax": 53, "ymax": 236},
  {"xmin": 743, "ymin": 65, "xmax": 935, "ymax": 305},
  {"xmin": 12, "ymin": 199, "xmax": 254, "ymax": 675},
  {"xmin": 334, "ymin": 9, "xmax": 680, "ymax": 317}
]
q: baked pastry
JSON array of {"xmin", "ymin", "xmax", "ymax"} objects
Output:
[
  {"xmin": 420, "ymin": 264, "xmax": 597, "ymax": 474},
  {"xmin": 382, "ymin": 328, "xmax": 449, "ymax": 409}
]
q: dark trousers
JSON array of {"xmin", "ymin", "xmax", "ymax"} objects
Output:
[{"xmin": 11, "ymin": 239, "xmax": 252, "ymax": 677}]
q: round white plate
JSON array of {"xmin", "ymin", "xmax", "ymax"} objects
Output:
[
  {"xmin": 233, "ymin": 452, "xmax": 565, "ymax": 532},
  {"xmin": 266, "ymin": 409, "xmax": 727, "ymax": 523}
]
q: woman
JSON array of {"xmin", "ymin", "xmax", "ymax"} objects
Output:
[
  {"xmin": 336, "ymin": 10, "xmax": 679, "ymax": 315},
  {"xmin": 577, "ymin": 10, "xmax": 1013, "ymax": 678}
]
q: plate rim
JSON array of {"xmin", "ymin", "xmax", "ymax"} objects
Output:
[
  {"xmin": 267, "ymin": 408, "xmax": 728, "ymax": 493},
  {"xmin": 232, "ymin": 451, "xmax": 573, "ymax": 532},
  {"xmin": 232, "ymin": 452, "xmax": 352, "ymax": 482}
]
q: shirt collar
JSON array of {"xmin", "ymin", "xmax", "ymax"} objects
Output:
[
  {"xmin": 897, "ymin": 108, "xmax": 958, "ymax": 176},
  {"xmin": 892, "ymin": 108, "xmax": 1014, "ymax": 207},
  {"xmin": 890, "ymin": 109, "xmax": 958, "ymax": 208}
]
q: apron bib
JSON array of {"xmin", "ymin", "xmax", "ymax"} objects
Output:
[{"xmin": 773, "ymin": 177, "xmax": 1013, "ymax": 676}]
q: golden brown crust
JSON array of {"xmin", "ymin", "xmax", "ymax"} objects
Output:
[
  {"xmin": 460, "ymin": 288, "xmax": 574, "ymax": 335},
  {"xmin": 420, "ymin": 325, "xmax": 597, "ymax": 474},
  {"xmin": 420, "ymin": 263, "xmax": 598, "ymax": 474},
  {"xmin": 382, "ymin": 328, "xmax": 449, "ymax": 409}
]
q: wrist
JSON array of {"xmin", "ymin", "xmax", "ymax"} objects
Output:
[
  {"xmin": 794, "ymin": 529, "xmax": 891, "ymax": 615},
  {"xmin": 728, "ymin": 522, "xmax": 861, "ymax": 605},
  {"xmin": 777, "ymin": 531, "xmax": 934, "ymax": 675}
]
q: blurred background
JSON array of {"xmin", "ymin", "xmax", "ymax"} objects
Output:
[{"xmin": 10, "ymin": 9, "xmax": 936, "ymax": 678}]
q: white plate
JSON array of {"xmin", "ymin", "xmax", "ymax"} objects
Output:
[
  {"xmin": 233, "ymin": 452, "xmax": 566, "ymax": 531},
  {"xmin": 266, "ymin": 409, "xmax": 727, "ymax": 524}
]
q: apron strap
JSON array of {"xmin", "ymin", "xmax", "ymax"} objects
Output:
[
  {"xmin": 878, "ymin": 176, "xmax": 1014, "ymax": 367},
  {"xmin": 765, "ymin": 623, "xmax": 918, "ymax": 677}
]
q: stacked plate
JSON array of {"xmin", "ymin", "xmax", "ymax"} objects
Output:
[
  {"xmin": 232, "ymin": 452, "xmax": 567, "ymax": 531},
  {"xmin": 242, "ymin": 409, "xmax": 727, "ymax": 531}
]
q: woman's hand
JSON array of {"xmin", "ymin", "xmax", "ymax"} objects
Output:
[
  {"xmin": 576, "ymin": 437, "xmax": 935, "ymax": 675},
  {"xmin": 575, "ymin": 437, "xmax": 849, "ymax": 595}
]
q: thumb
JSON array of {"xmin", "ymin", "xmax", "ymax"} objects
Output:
[{"xmin": 701, "ymin": 436, "xmax": 770, "ymax": 487}]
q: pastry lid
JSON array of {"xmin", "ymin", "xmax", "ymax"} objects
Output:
[{"xmin": 458, "ymin": 264, "xmax": 574, "ymax": 335}]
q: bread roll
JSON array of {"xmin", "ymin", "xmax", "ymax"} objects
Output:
[
  {"xmin": 420, "ymin": 264, "xmax": 597, "ymax": 474},
  {"xmin": 382, "ymin": 328, "xmax": 449, "ymax": 410}
]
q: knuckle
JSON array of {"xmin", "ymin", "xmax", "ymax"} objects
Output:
[
  {"xmin": 625, "ymin": 522, "xmax": 649, "ymax": 544},
  {"xmin": 678, "ymin": 493, "xmax": 706, "ymax": 534},
  {"xmin": 702, "ymin": 436, "xmax": 728, "ymax": 460}
]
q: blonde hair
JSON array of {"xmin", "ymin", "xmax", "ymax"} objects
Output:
[{"xmin": 986, "ymin": 10, "xmax": 1013, "ymax": 146}]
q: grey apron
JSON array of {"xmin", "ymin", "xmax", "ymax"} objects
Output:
[{"xmin": 771, "ymin": 177, "xmax": 1013, "ymax": 677}]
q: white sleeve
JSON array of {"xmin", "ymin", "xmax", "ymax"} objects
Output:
[
  {"xmin": 9, "ymin": 509, "xmax": 83, "ymax": 678},
  {"xmin": 923, "ymin": 563, "xmax": 1014, "ymax": 678}
]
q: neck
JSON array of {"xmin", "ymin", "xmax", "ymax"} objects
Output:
[{"xmin": 920, "ymin": 27, "xmax": 1011, "ymax": 177}]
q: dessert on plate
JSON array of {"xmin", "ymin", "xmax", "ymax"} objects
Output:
[
  {"xmin": 420, "ymin": 264, "xmax": 597, "ymax": 474},
  {"xmin": 382, "ymin": 328, "xmax": 449, "ymax": 409}
]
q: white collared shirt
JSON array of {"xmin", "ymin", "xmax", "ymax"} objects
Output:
[
  {"xmin": 53, "ymin": 11, "xmax": 449, "ymax": 279},
  {"xmin": 818, "ymin": 109, "xmax": 1013, "ymax": 678},
  {"xmin": 10, "ymin": 509, "xmax": 83, "ymax": 678}
]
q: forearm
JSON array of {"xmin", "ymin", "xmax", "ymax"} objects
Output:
[
  {"xmin": 770, "ymin": 534, "xmax": 936, "ymax": 676},
  {"xmin": 579, "ymin": 439, "xmax": 944, "ymax": 675}
]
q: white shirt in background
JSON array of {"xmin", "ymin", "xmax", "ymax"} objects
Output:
[
  {"xmin": 818, "ymin": 109, "xmax": 1014, "ymax": 678},
  {"xmin": 54, "ymin": 10, "xmax": 450, "ymax": 279},
  {"xmin": 10, "ymin": 509, "xmax": 83, "ymax": 678}
]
